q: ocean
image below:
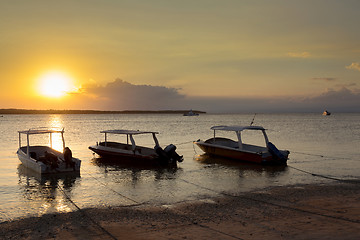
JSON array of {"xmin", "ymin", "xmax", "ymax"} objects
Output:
[{"xmin": 0, "ymin": 113, "xmax": 359, "ymax": 222}]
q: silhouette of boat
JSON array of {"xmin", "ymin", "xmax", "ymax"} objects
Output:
[
  {"xmin": 17, "ymin": 128, "xmax": 81, "ymax": 174},
  {"xmin": 89, "ymin": 129, "xmax": 183, "ymax": 167}
]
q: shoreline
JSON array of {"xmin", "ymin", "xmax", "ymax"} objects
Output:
[
  {"xmin": 1, "ymin": 181, "xmax": 359, "ymax": 239},
  {"xmin": 0, "ymin": 109, "xmax": 206, "ymax": 115}
]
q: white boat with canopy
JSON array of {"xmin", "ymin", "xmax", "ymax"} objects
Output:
[{"xmin": 17, "ymin": 128, "xmax": 81, "ymax": 174}]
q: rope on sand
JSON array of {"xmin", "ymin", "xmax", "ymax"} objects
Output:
[
  {"xmin": 56, "ymin": 183, "xmax": 118, "ymax": 240},
  {"xmin": 81, "ymin": 168, "xmax": 141, "ymax": 205},
  {"xmin": 178, "ymin": 176, "xmax": 360, "ymax": 224},
  {"xmin": 55, "ymin": 168, "xmax": 150, "ymax": 239}
]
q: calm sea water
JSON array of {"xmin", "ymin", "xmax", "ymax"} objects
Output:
[{"xmin": 0, "ymin": 113, "xmax": 359, "ymax": 222}]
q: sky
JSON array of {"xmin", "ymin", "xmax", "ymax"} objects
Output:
[{"xmin": 1, "ymin": 0, "xmax": 360, "ymax": 113}]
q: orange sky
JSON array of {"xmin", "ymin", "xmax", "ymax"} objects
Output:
[{"xmin": 1, "ymin": 1, "xmax": 359, "ymax": 112}]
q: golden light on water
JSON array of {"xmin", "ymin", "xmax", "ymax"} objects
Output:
[{"xmin": 48, "ymin": 115, "xmax": 64, "ymax": 152}]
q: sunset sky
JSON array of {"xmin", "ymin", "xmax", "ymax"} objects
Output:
[{"xmin": 1, "ymin": 0, "xmax": 359, "ymax": 113}]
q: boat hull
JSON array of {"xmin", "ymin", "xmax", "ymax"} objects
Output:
[
  {"xmin": 194, "ymin": 141, "xmax": 288, "ymax": 165},
  {"xmin": 89, "ymin": 144, "xmax": 177, "ymax": 167},
  {"xmin": 89, "ymin": 145, "xmax": 156, "ymax": 160}
]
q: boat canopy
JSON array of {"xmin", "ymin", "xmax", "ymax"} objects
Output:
[
  {"xmin": 100, "ymin": 129, "xmax": 160, "ymax": 149},
  {"xmin": 210, "ymin": 125, "xmax": 265, "ymax": 132},
  {"xmin": 100, "ymin": 130, "xmax": 159, "ymax": 135},
  {"xmin": 210, "ymin": 125, "xmax": 268, "ymax": 150},
  {"xmin": 18, "ymin": 127, "xmax": 64, "ymax": 135},
  {"xmin": 18, "ymin": 127, "xmax": 66, "ymax": 156}
]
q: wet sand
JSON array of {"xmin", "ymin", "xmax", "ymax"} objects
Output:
[{"xmin": 1, "ymin": 181, "xmax": 360, "ymax": 240}]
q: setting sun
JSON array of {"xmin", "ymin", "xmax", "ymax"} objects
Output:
[{"xmin": 38, "ymin": 71, "xmax": 74, "ymax": 98}]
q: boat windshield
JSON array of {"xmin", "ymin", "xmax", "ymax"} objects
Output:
[{"xmin": 210, "ymin": 125, "xmax": 269, "ymax": 148}]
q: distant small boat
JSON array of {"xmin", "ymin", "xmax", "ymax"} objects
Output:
[
  {"xmin": 183, "ymin": 110, "xmax": 199, "ymax": 116},
  {"xmin": 17, "ymin": 128, "xmax": 81, "ymax": 174},
  {"xmin": 194, "ymin": 125, "xmax": 290, "ymax": 165},
  {"xmin": 323, "ymin": 110, "xmax": 331, "ymax": 116},
  {"xmin": 89, "ymin": 129, "xmax": 183, "ymax": 167}
]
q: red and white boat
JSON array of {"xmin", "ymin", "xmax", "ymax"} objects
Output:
[{"xmin": 194, "ymin": 125, "xmax": 289, "ymax": 165}]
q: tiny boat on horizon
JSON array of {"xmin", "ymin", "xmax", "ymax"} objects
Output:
[
  {"xmin": 323, "ymin": 110, "xmax": 331, "ymax": 116},
  {"xmin": 183, "ymin": 109, "xmax": 199, "ymax": 116},
  {"xmin": 194, "ymin": 125, "xmax": 289, "ymax": 165},
  {"xmin": 17, "ymin": 128, "xmax": 81, "ymax": 174},
  {"xmin": 89, "ymin": 129, "xmax": 183, "ymax": 167}
]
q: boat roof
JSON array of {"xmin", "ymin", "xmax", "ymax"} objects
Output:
[
  {"xmin": 18, "ymin": 127, "xmax": 64, "ymax": 135},
  {"xmin": 210, "ymin": 125, "xmax": 265, "ymax": 132},
  {"xmin": 100, "ymin": 129, "xmax": 159, "ymax": 135}
]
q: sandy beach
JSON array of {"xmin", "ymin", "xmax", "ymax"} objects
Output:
[{"xmin": 1, "ymin": 181, "xmax": 359, "ymax": 240}]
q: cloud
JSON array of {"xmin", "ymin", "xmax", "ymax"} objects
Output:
[
  {"xmin": 335, "ymin": 83, "xmax": 357, "ymax": 88},
  {"xmin": 346, "ymin": 62, "xmax": 360, "ymax": 72},
  {"xmin": 312, "ymin": 77, "xmax": 337, "ymax": 81},
  {"xmin": 287, "ymin": 52, "xmax": 310, "ymax": 58},
  {"xmin": 69, "ymin": 79, "xmax": 360, "ymax": 113},
  {"xmin": 305, "ymin": 87, "xmax": 360, "ymax": 110},
  {"xmin": 78, "ymin": 79, "xmax": 186, "ymax": 110},
  {"xmin": 187, "ymin": 87, "xmax": 360, "ymax": 113}
]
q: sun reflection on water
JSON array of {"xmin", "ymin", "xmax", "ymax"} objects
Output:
[
  {"xmin": 48, "ymin": 115, "xmax": 64, "ymax": 152},
  {"xmin": 17, "ymin": 164, "xmax": 79, "ymax": 218},
  {"xmin": 56, "ymin": 198, "xmax": 73, "ymax": 213}
]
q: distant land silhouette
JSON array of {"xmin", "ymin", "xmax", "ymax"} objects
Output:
[{"xmin": 0, "ymin": 109, "xmax": 206, "ymax": 115}]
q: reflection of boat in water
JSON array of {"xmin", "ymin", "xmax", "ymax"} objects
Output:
[
  {"xmin": 91, "ymin": 157, "xmax": 179, "ymax": 181},
  {"xmin": 89, "ymin": 129, "xmax": 183, "ymax": 167},
  {"xmin": 17, "ymin": 128, "xmax": 81, "ymax": 174},
  {"xmin": 183, "ymin": 109, "xmax": 199, "ymax": 116},
  {"xmin": 92, "ymin": 156, "xmax": 180, "ymax": 171},
  {"xmin": 18, "ymin": 163, "xmax": 80, "ymax": 185},
  {"xmin": 194, "ymin": 125, "xmax": 289, "ymax": 165},
  {"xmin": 322, "ymin": 110, "xmax": 331, "ymax": 116},
  {"xmin": 194, "ymin": 154, "xmax": 287, "ymax": 174},
  {"xmin": 17, "ymin": 164, "xmax": 80, "ymax": 212}
]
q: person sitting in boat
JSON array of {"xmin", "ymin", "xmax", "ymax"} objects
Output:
[
  {"xmin": 64, "ymin": 147, "xmax": 75, "ymax": 170},
  {"xmin": 44, "ymin": 151, "xmax": 59, "ymax": 170}
]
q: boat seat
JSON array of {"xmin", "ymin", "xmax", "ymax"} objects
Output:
[{"xmin": 30, "ymin": 152, "xmax": 37, "ymax": 160}]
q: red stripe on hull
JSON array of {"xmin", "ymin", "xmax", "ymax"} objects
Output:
[{"xmin": 196, "ymin": 144, "xmax": 271, "ymax": 164}]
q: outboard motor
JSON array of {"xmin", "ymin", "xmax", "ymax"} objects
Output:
[
  {"xmin": 154, "ymin": 144, "xmax": 183, "ymax": 166},
  {"xmin": 164, "ymin": 144, "xmax": 183, "ymax": 163},
  {"xmin": 267, "ymin": 142, "xmax": 287, "ymax": 163}
]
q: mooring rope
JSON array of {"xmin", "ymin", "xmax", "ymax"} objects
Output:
[
  {"xmin": 60, "ymin": 169, "xmax": 245, "ymax": 240},
  {"xmin": 81, "ymin": 168, "xmax": 142, "ymax": 205},
  {"xmin": 291, "ymin": 150, "xmax": 353, "ymax": 160},
  {"xmin": 193, "ymin": 142, "xmax": 199, "ymax": 155},
  {"xmin": 173, "ymin": 140, "xmax": 194, "ymax": 146},
  {"xmin": 56, "ymin": 147, "xmax": 359, "ymax": 239},
  {"xmin": 56, "ymin": 182, "xmax": 118, "ymax": 240},
  {"xmin": 288, "ymin": 165, "xmax": 360, "ymax": 183},
  {"xmin": 178, "ymin": 175, "xmax": 360, "ymax": 224}
]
